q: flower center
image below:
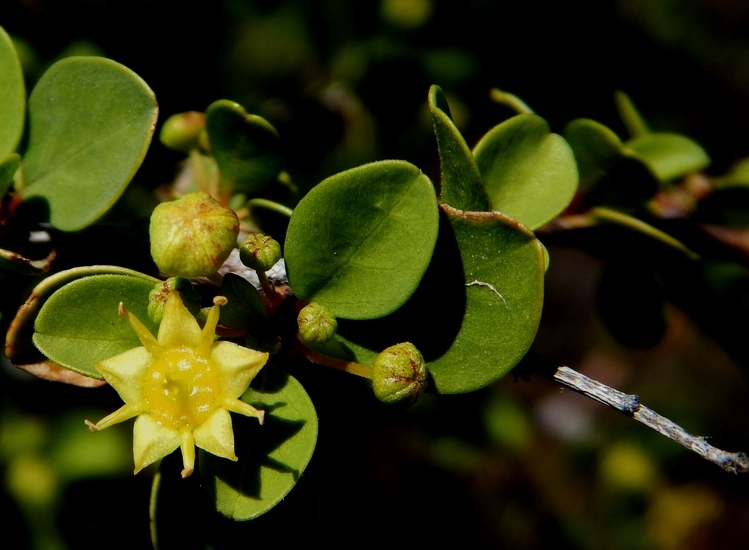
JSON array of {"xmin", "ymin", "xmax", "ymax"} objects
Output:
[{"xmin": 143, "ymin": 346, "xmax": 221, "ymax": 430}]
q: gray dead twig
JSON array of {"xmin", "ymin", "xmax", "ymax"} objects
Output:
[{"xmin": 520, "ymin": 359, "xmax": 749, "ymax": 474}]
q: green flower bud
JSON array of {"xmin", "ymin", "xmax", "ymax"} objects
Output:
[
  {"xmin": 239, "ymin": 232, "xmax": 282, "ymax": 272},
  {"xmin": 150, "ymin": 191, "xmax": 239, "ymax": 277},
  {"xmin": 297, "ymin": 302, "xmax": 337, "ymax": 345},
  {"xmin": 159, "ymin": 112, "xmax": 206, "ymax": 153},
  {"xmin": 148, "ymin": 277, "xmax": 202, "ymax": 324},
  {"xmin": 372, "ymin": 342, "xmax": 426, "ymax": 406}
]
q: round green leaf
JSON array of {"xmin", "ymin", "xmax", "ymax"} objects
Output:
[
  {"xmin": 334, "ymin": 205, "xmax": 546, "ymax": 394},
  {"xmin": 284, "ymin": 160, "xmax": 439, "ymax": 320},
  {"xmin": 564, "ymin": 118, "xmax": 658, "ymax": 207},
  {"xmin": 424, "ymin": 205, "xmax": 545, "ymax": 392},
  {"xmin": 200, "ymin": 366, "xmax": 318, "ymax": 521},
  {"xmin": 0, "ymin": 26, "xmax": 25, "ymax": 156},
  {"xmin": 6, "ymin": 265, "xmax": 158, "ymax": 365},
  {"xmin": 20, "ymin": 56, "xmax": 157, "ymax": 231},
  {"xmin": 563, "ymin": 118, "xmax": 626, "ymax": 187},
  {"xmin": 205, "ymin": 99, "xmax": 283, "ymax": 198},
  {"xmin": 626, "ymin": 132, "xmax": 710, "ymax": 182},
  {"xmin": 32, "ymin": 274, "xmax": 160, "ymax": 379},
  {"xmin": 428, "ymin": 85, "xmax": 489, "ymax": 211},
  {"xmin": 473, "ymin": 113, "xmax": 578, "ymax": 230}
]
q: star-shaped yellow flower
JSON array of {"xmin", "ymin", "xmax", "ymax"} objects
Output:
[{"xmin": 85, "ymin": 291, "xmax": 269, "ymax": 478}]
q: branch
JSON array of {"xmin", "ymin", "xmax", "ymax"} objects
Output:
[{"xmin": 517, "ymin": 357, "xmax": 749, "ymax": 474}]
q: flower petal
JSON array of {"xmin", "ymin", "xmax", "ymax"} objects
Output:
[
  {"xmin": 133, "ymin": 414, "xmax": 181, "ymax": 473},
  {"xmin": 86, "ymin": 402, "xmax": 142, "ymax": 432},
  {"xmin": 157, "ymin": 292, "xmax": 201, "ymax": 348},
  {"xmin": 180, "ymin": 430, "xmax": 196, "ymax": 478},
  {"xmin": 96, "ymin": 347, "xmax": 151, "ymax": 404},
  {"xmin": 192, "ymin": 408, "xmax": 237, "ymax": 461},
  {"xmin": 211, "ymin": 341, "xmax": 268, "ymax": 398},
  {"xmin": 123, "ymin": 305, "xmax": 159, "ymax": 353},
  {"xmin": 223, "ymin": 397, "xmax": 264, "ymax": 424}
]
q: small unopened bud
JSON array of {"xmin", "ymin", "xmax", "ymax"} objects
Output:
[
  {"xmin": 239, "ymin": 233, "xmax": 282, "ymax": 272},
  {"xmin": 372, "ymin": 342, "xmax": 426, "ymax": 406},
  {"xmin": 159, "ymin": 112, "xmax": 206, "ymax": 153},
  {"xmin": 297, "ymin": 302, "xmax": 337, "ymax": 345},
  {"xmin": 148, "ymin": 278, "xmax": 201, "ymax": 323},
  {"xmin": 150, "ymin": 191, "xmax": 239, "ymax": 277}
]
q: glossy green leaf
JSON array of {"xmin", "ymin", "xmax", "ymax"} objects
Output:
[
  {"xmin": 590, "ymin": 207, "xmax": 699, "ymax": 260},
  {"xmin": 425, "ymin": 205, "xmax": 545, "ymax": 392},
  {"xmin": 32, "ymin": 274, "xmax": 160, "ymax": 379},
  {"xmin": 285, "ymin": 160, "xmax": 439, "ymax": 320},
  {"xmin": 428, "ymin": 85, "xmax": 489, "ymax": 211},
  {"xmin": 714, "ymin": 157, "xmax": 749, "ymax": 188},
  {"xmin": 6, "ymin": 266, "xmax": 158, "ymax": 366},
  {"xmin": 563, "ymin": 118, "xmax": 658, "ymax": 207},
  {"xmin": 205, "ymin": 99, "xmax": 283, "ymax": 199},
  {"xmin": 335, "ymin": 205, "xmax": 545, "ymax": 394},
  {"xmin": 626, "ymin": 133, "xmax": 710, "ymax": 182},
  {"xmin": 0, "ymin": 26, "xmax": 25, "ymax": 155},
  {"xmin": 489, "ymin": 88, "xmax": 533, "ymax": 114},
  {"xmin": 564, "ymin": 118, "xmax": 626, "ymax": 186},
  {"xmin": 0, "ymin": 153, "xmax": 20, "ymax": 198},
  {"xmin": 200, "ymin": 366, "xmax": 318, "ymax": 521},
  {"xmin": 473, "ymin": 113, "xmax": 578, "ymax": 229},
  {"xmin": 614, "ymin": 90, "xmax": 649, "ymax": 138},
  {"xmin": 20, "ymin": 57, "xmax": 157, "ymax": 231},
  {"xmin": 713, "ymin": 159, "xmax": 749, "ymax": 190}
]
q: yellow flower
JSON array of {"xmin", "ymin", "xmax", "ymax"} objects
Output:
[{"xmin": 85, "ymin": 291, "xmax": 269, "ymax": 478}]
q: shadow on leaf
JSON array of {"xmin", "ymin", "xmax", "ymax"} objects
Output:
[
  {"xmin": 336, "ymin": 210, "xmax": 466, "ymax": 361},
  {"xmin": 200, "ymin": 365, "xmax": 315, "ymax": 518}
]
